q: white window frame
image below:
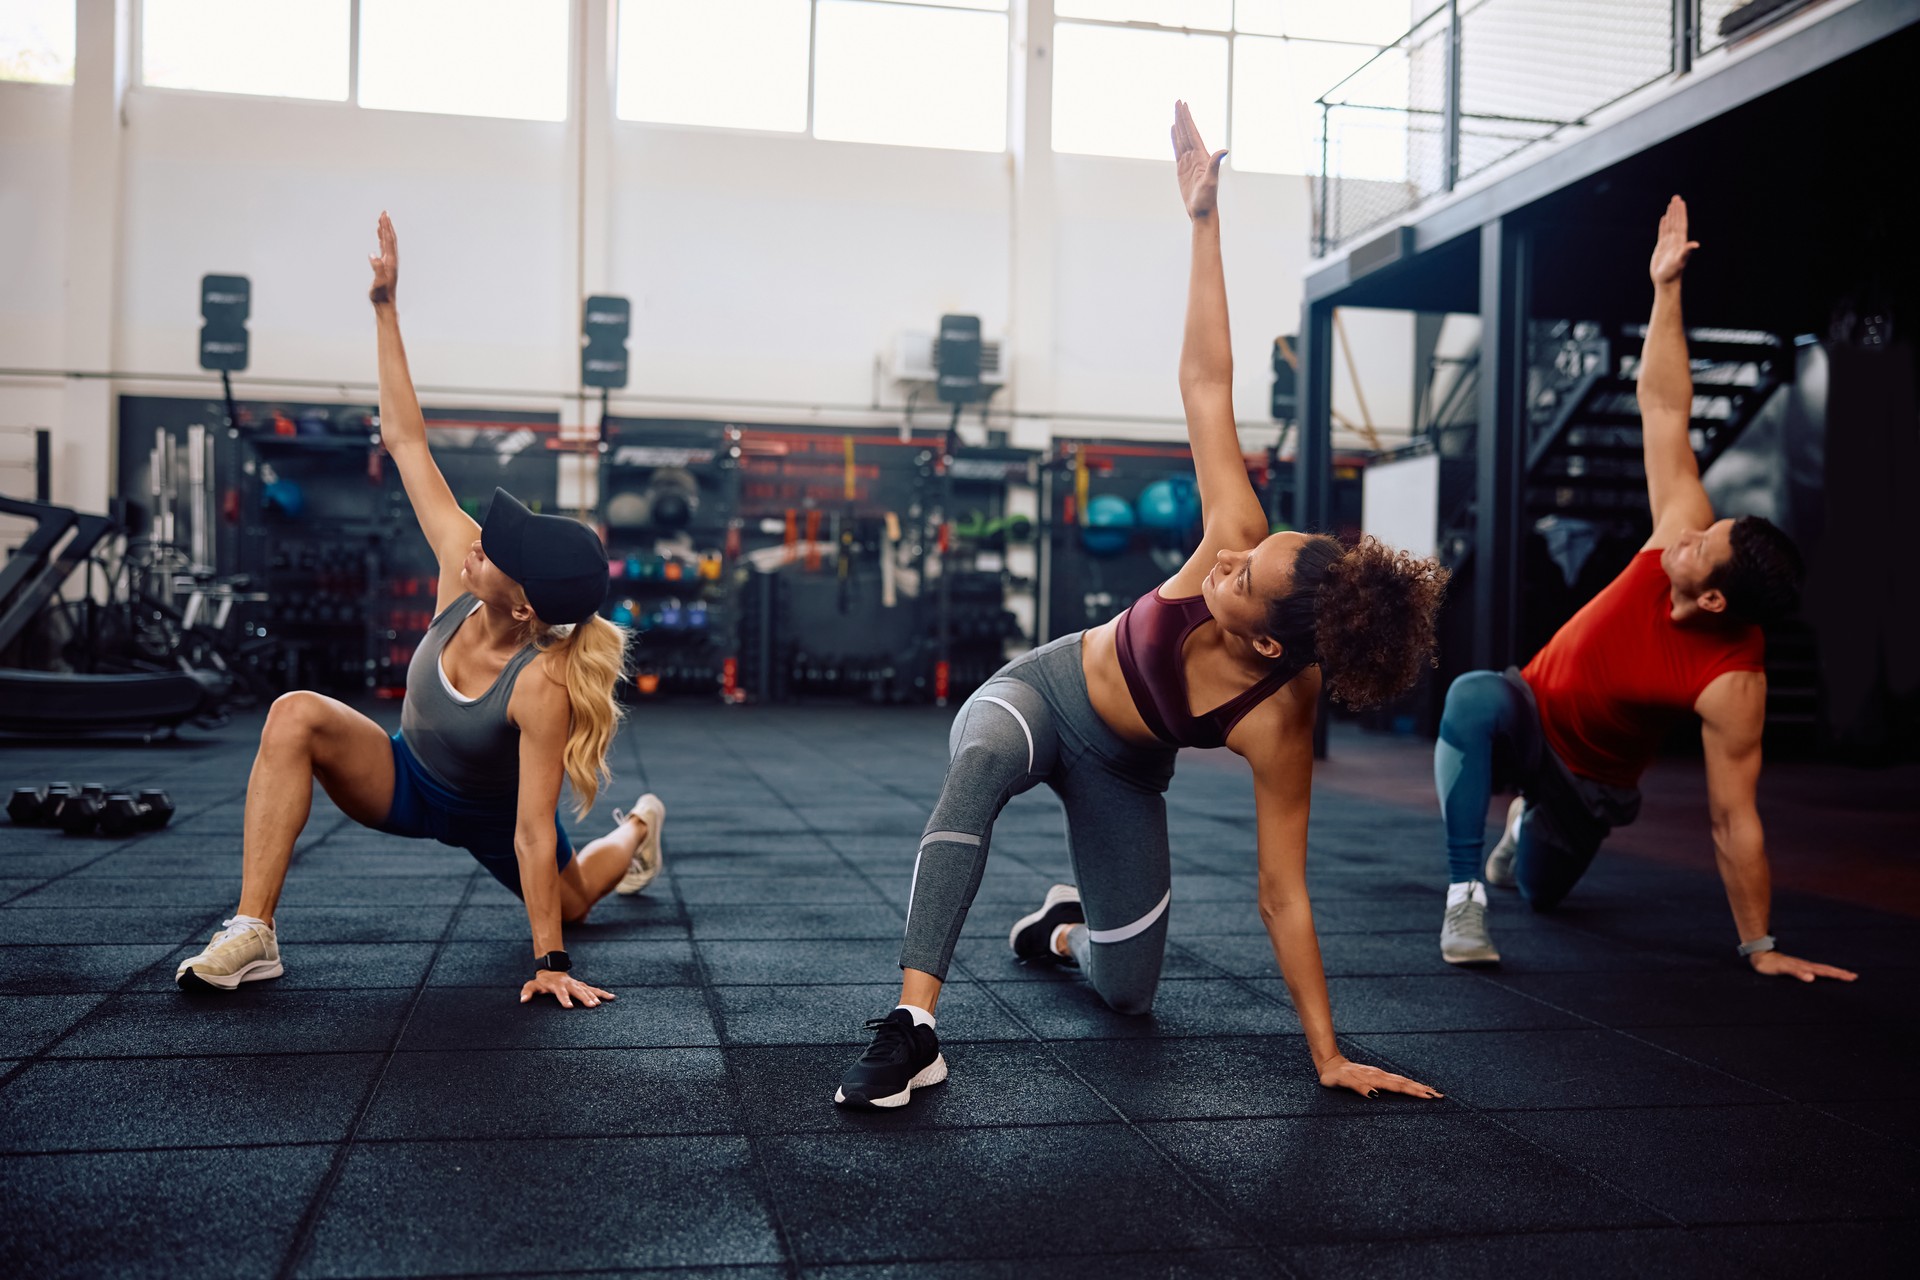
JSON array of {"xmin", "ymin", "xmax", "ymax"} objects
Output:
[
  {"xmin": 131, "ymin": 0, "xmax": 575, "ymax": 122},
  {"xmin": 1050, "ymin": 5, "xmax": 1403, "ymax": 170},
  {"xmin": 613, "ymin": 0, "xmax": 1014, "ymax": 153}
]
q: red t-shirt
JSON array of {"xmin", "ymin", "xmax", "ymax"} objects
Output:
[{"xmin": 1522, "ymin": 549, "xmax": 1765, "ymax": 788}]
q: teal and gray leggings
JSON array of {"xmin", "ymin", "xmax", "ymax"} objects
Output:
[{"xmin": 899, "ymin": 634, "xmax": 1180, "ymax": 1015}]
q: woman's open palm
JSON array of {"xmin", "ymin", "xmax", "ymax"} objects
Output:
[
  {"xmin": 1172, "ymin": 100, "xmax": 1226, "ymax": 219},
  {"xmin": 368, "ymin": 211, "xmax": 398, "ymax": 305}
]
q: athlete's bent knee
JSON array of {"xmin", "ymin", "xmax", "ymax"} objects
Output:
[{"xmin": 262, "ymin": 690, "xmax": 327, "ymax": 749}]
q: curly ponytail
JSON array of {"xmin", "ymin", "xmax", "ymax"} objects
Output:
[
  {"xmin": 1264, "ymin": 534, "xmax": 1448, "ymax": 710},
  {"xmin": 531, "ymin": 613, "xmax": 630, "ymax": 818}
]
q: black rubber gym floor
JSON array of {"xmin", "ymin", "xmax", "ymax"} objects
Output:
[{"xmin": 3, "ymin": 706, "xmax": 1916, "ymax": 1278}]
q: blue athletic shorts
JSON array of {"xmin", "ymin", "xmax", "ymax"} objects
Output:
[{"xmin": 377, "ymin": 731, "xmax": 573, "ymax": 898}]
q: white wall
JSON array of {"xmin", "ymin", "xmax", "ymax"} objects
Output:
[
  {"xmin": 1, "ymin": 3, "xmax": 1417, "ymax": 510},
  {"xmin": 0, "ymin": 79, "xmax": 72, "ymax": 491}
]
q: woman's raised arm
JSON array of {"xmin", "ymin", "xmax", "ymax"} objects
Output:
[
  {"xmin": 369, "ymin": 211, "xmax": 479, "ymax": 609},
  {"xmin": 1172, "ymin": 102, "xmax": 1267, "ymax": 570}
]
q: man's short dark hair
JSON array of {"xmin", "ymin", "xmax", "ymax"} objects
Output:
[{"xmin": 1709, "ymin": 515, "xmax": 1804, "ymax": 624}]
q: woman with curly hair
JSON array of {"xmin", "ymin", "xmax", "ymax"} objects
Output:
[{"xmin": 835, "ymin": 103, "xmax": 1449, "ymax": 1109}]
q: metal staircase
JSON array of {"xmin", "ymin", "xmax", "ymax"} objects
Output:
[
  {"xmin": 1434, "ymin": 322, "xmax": 1815, "ymax": 736},
  {"xmin": 1525, "ymin": 322, "xmax": 1790, "ymax": 524}
]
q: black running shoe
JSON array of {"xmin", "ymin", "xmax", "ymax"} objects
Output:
[
  {"xmin": 1009, "ymin": 883, "xmax": 1084, "ymax": 964},
  {"xmin": 833, "ymin": 1008, "xmax": 947, "ymax": 1109}
]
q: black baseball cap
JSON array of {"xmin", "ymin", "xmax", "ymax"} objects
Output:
[{"xmin": 480, "ymin": 488, "xmax": 609, "ymax": 626}]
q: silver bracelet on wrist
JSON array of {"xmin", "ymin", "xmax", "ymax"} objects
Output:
[{"xmin": 1737, "ymin": 934, "xmax": 1776, "ymax": 957}]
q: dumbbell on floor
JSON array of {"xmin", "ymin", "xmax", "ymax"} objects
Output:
[
  {"xmin": 53, "ymin": 784, "xmax": 109, "ymax": 836},
  {"xmin": 8, "ymin": 782, "xmax": 73, "ymax": 826},
  {"xmin": 100, "ymin": 790, "xmax": 176, "ymax": 837}
]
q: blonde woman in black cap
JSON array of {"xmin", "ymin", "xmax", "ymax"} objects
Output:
[{"xmin": 175, "ymin": 213, "xmax": 654, "ymax": 1009}]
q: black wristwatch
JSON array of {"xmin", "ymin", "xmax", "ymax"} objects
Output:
[{"xmin": 536, "ymin": 949, "xmax": 571, "ymax": 973}]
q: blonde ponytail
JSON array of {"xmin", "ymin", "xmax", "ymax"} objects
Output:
[{"xmin": 533, "ymin": 613, "xmax": 630, "ymax": 819}]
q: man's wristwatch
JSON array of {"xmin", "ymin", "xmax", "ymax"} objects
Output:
[
  {"xmin": 1737, "ymin": 935, "xmax": 1776, "ymax": 958},
  {"xmin": 536, "ymin": 949, "xmax": 572, "ymax": 973}
]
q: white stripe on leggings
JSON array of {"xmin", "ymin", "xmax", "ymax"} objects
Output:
[
  {"xmin": 906, "ymin": 832, "xmax": 982, "ymax": 937},
  {"xmin": 1086, "ymin": 889, "xmax": 1170, "ymax": 944},
  {"xmin": 975, "ymin": 695, "xmax": 1034, "ymax": 773}
]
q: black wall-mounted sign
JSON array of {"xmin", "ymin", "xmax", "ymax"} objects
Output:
[
  {"xmin": 200, "ymin": 274, "xmax": 250, "ymax": 372},
  {"xmin": 582, "ymin": 294, "xmax": 630, "ymax": 389},
  {"xmin": 936, "ymin": 313, "xmax": 984, "ymax": 405},
  {"xmin": 1271, "ymin": 334, "xmax": 1298, "ymax": 421}
]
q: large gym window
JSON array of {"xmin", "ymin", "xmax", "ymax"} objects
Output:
[
  {"xmin": 0, "ymin": 0, "xmax": 75, "ymax": 85},
  {"xmin": 812, "ymin": 1, "xmax": 1008, "ymax": 152},
  {"xmin": 1051, "ymin": 22, "xmax": 1228, "ymax": 163},
  {"xmin": 616, "ymin": 0, "xmax": 811, "ymax": 133},
  {"xmin": 141, "ymin": 0, "xmax": 350, "ymax": 101},
  {"xmin": 358, "ymin": 0, "xmax": 569, "ymax": 122},
  {"xmin": 618, "ymin": 0, "xmax": 1009, "ymax": 152},
  {"xmin": 1051, "ymin": 2, "xmax": 1400, "ymax": 175}
]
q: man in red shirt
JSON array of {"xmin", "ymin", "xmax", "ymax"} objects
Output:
[{"xmin": 1434, "ymin": 197, "xmax": 1855, "ymax": 984}]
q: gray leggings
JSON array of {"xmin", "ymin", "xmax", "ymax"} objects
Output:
[{"xmin": 900, "ymin": 634, "xmax": 1179, "ymax": 1015}]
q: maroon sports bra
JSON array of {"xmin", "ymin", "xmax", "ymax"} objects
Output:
[{"xmin": 1114, "ymin": 588, "xmax": 1299, "ymax": 750}]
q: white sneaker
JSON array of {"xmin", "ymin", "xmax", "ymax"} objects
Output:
[
  {"xmin": 1440, "ymin": 881, "xmax": 1500, "ymax": 966},
  {"xmin": 613, "ymin": 793, "xmax": 666, "ymax": 895},
  {"xmin": 1484, "ymin": 796, "xmax": 1526, "ymax": 888},
  {"xmin": 176, "ymin": 916, "xmax": 284, "ymax": 991}
]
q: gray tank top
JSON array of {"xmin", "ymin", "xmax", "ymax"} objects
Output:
[{"xmin": 400, "ymin": 593, "xmax": 543, "ymax": 794}]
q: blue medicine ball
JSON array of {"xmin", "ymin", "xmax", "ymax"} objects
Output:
[
  {"xmin": 261, "ymin": 479, "xmax": 305, "ymax": 518},
  {"xmin": 1081, "ymin": 493, "xmax": 1135, "ymax": 557},
  {"xmin": 1137, "ymin": 475, "xmax": 1200, "ymax": 531}
]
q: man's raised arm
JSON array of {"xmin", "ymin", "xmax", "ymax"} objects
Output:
[{"xmin": 1639, "ymin": 196, "xmax": 1714, "ymax": 545}]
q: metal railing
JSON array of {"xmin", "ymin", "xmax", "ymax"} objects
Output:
[{"xmin": 1310, "ymin": 0, "xmax": 1795, "ymax": 255}]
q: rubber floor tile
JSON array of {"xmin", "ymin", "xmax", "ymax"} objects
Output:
[
  {"xmin": 802, "ymin": 1252, "xmax": 1276, "ymax": 1279},
  {"xmin": 759, "ymin": 1125, "xmax": 1241, "ymax": 1266},
  {"xmin": 265, "ymin": 904, "xmax": 457, "ymax": 944},
  {"xmin": 0, "ymin": 905, "xmax": 218, "ymax": 944},
  {"xmin": 1280, "ymin": 1222, "xmax": 1915, "ymax": 1280},
  {"xmin": 12, "ymin": 875, "xmax": 250, "ymax": 908},
  {"xmin": 453, "ymin": 897, "xmax": 686, "ymax": 940},
  {"xmin": 1345, "ymin": 1028, "xmax": 1778, "ymax": 1109},
  {"xmin": 47, "ymin": 989, "xmax": 412, "ymax": 1057},
  {"xmin": 1047, "ymin": 1035, "xmax": 1387, "ymax": 1121},
  {"xmin": 1485, "ymin": 968, "xmax": 1882, "ymax": 1027},
  {"xmin": 0, "ymin": 992, "xmax": 109, "ymax": 1055},
  {"xmin": 698, "ymin": 937, "xmax": 905, "ymax": 985},
  {"xmin": 684, "ymin": 902, "xmax": 903, "ymax": 941},
  {"xmin": 0, "ymin": 1053, "xmax": 381, "ymax": 1150},
  {"xmin": 677, "ymin": 873, "xmax": 889, "ymax": 906},
  {"xmin": 427, "ymin": 937, "xmax": 699, "ymax": 987},
  {"xmin": 359, "ymin": 1046, "xmax": 738, "ymax": 1139},
  {"xmin": 396, "ymin": 984, "xmax": 718, "ymax": 1051},
  {"xmin": 1497, "ymin": 1104, "xmax": 1920, "ymax": 1224},
  {"xmin": 1816, "ymin": 1099, "xmax": 1920, "ymax": 1148},
  {"xmin": 982, "ymin": 977, "xmax": 1303, "ymax": 1040},
  {"xmin": 947, "ymin": 933, "xmax": 1218, "ymax": 984},
  {"xmin": 1245, "ymin": 974, "xmax": 1585, "ymax": 1033},
  {"xmin": 1633, "ymin": 1021, "xmax": 1920, "ymax": 1101},
  {"xmin": 296, "ymin": 1137, "xmax": 783, "ymax": 1276},
  {"xmin": 134, "ymin": 942, "xmax": 438, "ymax": 992},
  {"xmin": 0, "ymin": 1145, "xmax": 332, "ymax": 1279},
  {"xmin": 0, "ymin": 943, "xmax": 176, "ymax": 994},
  {"xmin": 726, "ymin": 1041, "xmax": 1113, "ymax": 1133},
  {"xmin": 713, "ymin": 982, "xmax": 1032, "ymax": 1045},
  {"xmin": 671, "ymin": 852, "xmax": 850, "ymax": 878},
  {"xmin": 1147, "ymin": 1114, "xmax": 1662, "ymax": 1244}
]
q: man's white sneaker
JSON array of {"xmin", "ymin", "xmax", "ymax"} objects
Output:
[
  {"xmin": 176, "ymin": 916, "xmax": 283, "ymax": 992},
  {"xmin": 1440, "ymin": 881, "xmax": 1500, "ymax": 966},
  {"xmin": 614, "ymin": 793, "xmax": 666, "ymax": 895},
  {"xmin": 1484, "ymin": 796, "xmax": 1526, "ymax": 888}
]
